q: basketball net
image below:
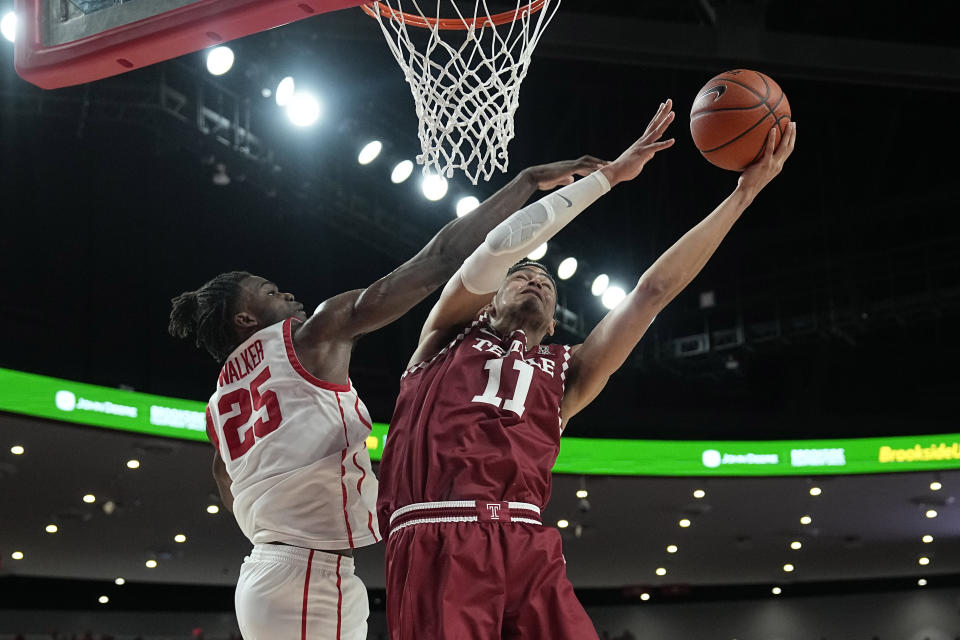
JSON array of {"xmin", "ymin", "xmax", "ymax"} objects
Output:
[{"xmin": 363, "ymin": 1, "xmax": 560, "ymax": 184}]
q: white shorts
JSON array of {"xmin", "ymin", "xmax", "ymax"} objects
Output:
[{"xmin": 236, "ymin": 544, "xmax": 368, "ymax": 640}]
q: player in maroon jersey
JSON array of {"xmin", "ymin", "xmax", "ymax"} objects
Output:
[{"xmin": 378, "ymin": 103, "xmax": 796, "ymax": 638}]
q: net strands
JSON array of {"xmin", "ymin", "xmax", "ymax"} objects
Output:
[{"xmin": 365, "ymin": 0, "xmax": 560, "ymax": 184}]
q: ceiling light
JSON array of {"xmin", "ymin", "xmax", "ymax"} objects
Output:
[
  {"xmin": 601, "ymin": 285, "xmax": 626, "ymax": 310},
  {"xmin": 918, "ymin": 557, "xmax": 930, "ymax": 565},
  {"xmin": 261, "ymin": 88, "xmax": 272, "ymax": 98},
  {"xmin": 591, "ymin": 274, "xmax": 609, "ymax": 297},
  {"xmin": 114, "ymin": 578, "xmax": 125, "ymax": 586},
  {"xmin": 174, "ymin": 534, "xmax": 187, "ymax": 543},
  {"xmin": 456, "ymin": 196, "xmax": 480, "ymax": 217},
  {"xmin": 1, "ymin": 11, "xmax": 16, "ymax": 43},
  {"xmin": 527, "ymin": 243, "xmax": 548, "ymax": 261},
  {"xmin": 557, "ymin": 519, "xmax": 569, "ymax": 529},
  {"xmin": 287, "ymin": 92, "xmax": 322, "ymax": 127},
  {"xmin": 11, "ymin": 551, "xmax": 23, "ymax": 560},
  {"xmin": 205, "ymin": 46, "xmax": 234, "ymax": 76},
  {"xmin": 922, "ymin": 535, "xmax": 933, "ymax": 543},
  {"xmin": 275, "ymin": 76, "xmax": 295, "ymax": 107},
  {"xmin": 800, "ymin": 515, "xmax": 812, "ymax": 525},
  {"xmin": 10, "ymin": 445, "xmax": 24, "ymax": 455},
  {"xmin": 557, "ymin": 257, "xmax": 578, "ymax": 280},
  {"xmin": 918, "ymin": 578, "xmax": 927, "ymax": 586},
  {"xmin": 576, "ymin": 489, "xmax": 588, "ymax": 499},
  {"xmin": 926, "ymin": 509, "xmax": 938, "ymax": 519},
  {"xmin": 678, "ymin": 518, "xmax": 691, "ymax": 528},
  {"xmin": 790, "ymin": 541, "xmax": 802, "ymax": 550},
  {"xmin": 782, "ymin": 564, "xmax": 794, "ymax": 572},
  {"xmin": 693, "ymin": 489, "xmax": 706, "ymax": 499},
  {"xmin": 45, "ymin": 524, "xmax": 58, "ymax": 534},
  {"xmin": 771, "ymin": 586, "xmax": 782, "ymax": 595},
  {"xmin": 83, "ymin": 494, "xmax": 96, "ymax": 504},
  {"xmin": 145, "ymin": 559, "xmax": 158, "ymax": 568},
  {"xmin": 640, "ymin": 592, "xmax": 650, "ymax": 601},
  {"xmin": 207, "ymin": 505, "xmax": 220, "ymax": 514},
  {"xmin": 126, "ymin": 459, "xmax": 140, "ymax": 469},
  {"xmin": 666, "ymin": 545, "xmax": 678, "ymax": 554},
  {"xmin": 809, "ymin": 486, "xmax": 821, "ymax": 496},
  {"xmin": 391, "ymin": 160, "xmax": 414, "ymax": 184},
  {"xmin": 358, "ymin": 141, "xmax": 383, "ymax": 165},
  {"xmin": 98, "ymin": 595, "xmax": 109, "ymax": 604},
  {"xmin": 930, "ymin": 481, "xmax": 942, "ymax": 491},
  {"xmin": 421, "ymin": 173, "xmax": 449, "ymax": 201}
]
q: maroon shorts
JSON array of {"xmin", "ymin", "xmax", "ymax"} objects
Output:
[{"xmin": 385, "ymin": 519, "xmax": 598, "ymax": 640}]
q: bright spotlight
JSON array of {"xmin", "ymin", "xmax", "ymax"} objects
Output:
[
  {"xmin": 591, "ymin": 274, "xmax": 609, "ymax": 297},
  {"xmin": 287, "ymin": 92, "xmax": 321, "ymax": 127},
  {"xmin": 640, "ymin": 593, "xmax": 650, "ymax": 601},
  {"xmin": 666, "ymin": 545, "xmax": 678, "ymax": 554},
  {"xmin": 601, "ymin": 286, "xmax": 626, "ymax": 310},
  {"xmin": 678, "ymin": 518, "xmax": 691, "ymax": 528},
  {"xmin": 11, "ymin": 551, "xmax": 23, "ymax": 560},
  {"xmin": 918, "ymin": 578, "xmax": 927, "ymax": 586},
  {"xmin": 790, "ymin": 541, "xmax": 802, "ymax": 550},
  {"xmin": 145, "ymin": 559, "xmax": 158, "ymax": 568},
  {"xmin": 918, "ymin": 556, "xmax": 930, "ymax": 565},
  {"xmin": 772, "ymin": 586, "xmax": 782, "ymax": 595},
  {"xmin": 126, "ymin": 459, "xmax": 140, "ymax": 469},
  {"xmin": 174, "ymin": 534, "xmax": 187, "ymax": 543},
  {"xmin": 800, "ymin": 515, "xmax": 812, "ymax": 525},
  {"xmin": 809, "ymin": 486, "xmax": 822, "ymax": 496},
  {"xmin": 207, "ymin": 505, "xmax": 220, "ymax": 514},
  {"xmin": 98, "ymin": 595, "xmax": 109, "ymax": 604},
  {"xmin": 10, "ymin": 445, "xmax": 24, "ymax": 455},
  {"xmin": 275, "ymin": 76, "xmax": 295, "ymax": 107},
  {"xmin": 358, "ymin": 141, "xmax": 383, "ymax": 165},
  {"xmin": 575, "ymin": 489, "xmax": 588, "ymax": 499},
  {"xmin": 782, "ymin": 563, "xmax": 795, "ymax": 572},
  {"xmin": 693, "ymin": 489, "xmax": 706, "ymax": 499},
  {"xmin": 83, "ymin": 494, "xmax": 96, "ymax": 504},
  {"xmin": 655, "ymin": 567, "xmax": 667, "ymax": 576},
  {"xmin": 557, "ymin": 257, "xmax": 578, "ymax": 280},
  {"xmin": 456, "ymin": 196, "xmax": 480, "ymax": 217},
  {"xmin": 421, "ymin": 173, "xmax": 449, "ymax": 201},
  {"xmin": 922, "ymin": 535, "xmax": 933, "ymax": 543},
  {"xmin": 45, "ymin": 524, "xmax": 58, "ymax": 534},
  {"xmin": 527, "ymin": 243, "xmax": 548, "ymax": 261},
  {"xmin": 930, "ymin": 481, "xmax": 942, "ymax": 491},
  {"xmin": 205, "ymin": 46, "xmax": 234, "ymax": 76},
  {"xmin": 391, "ymin": 160, "xmax": 414, "ymax": 184},
  {"xmin": 557, "ymin": 519, "xmax": 569, "ymax": 529},
  {"xmin": 114, "ymin": 578, "xmax": 125, "ymax": 585},
  {"xmin": 1, "ymin": 11, "xmax": 16, "ymax": 43},
  {"xmin": 926, "ymin": 509, "xmax": 938, "ymax": 519}
]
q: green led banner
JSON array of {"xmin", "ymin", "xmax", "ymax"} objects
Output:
[{"xmin": 2, "ymin": 367, "xmax": 959, "ymax": 476}]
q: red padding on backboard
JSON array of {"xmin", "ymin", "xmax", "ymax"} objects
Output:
[{"xmin": 14, "ymin": 0, "xmax": 367, "ymax": 89}]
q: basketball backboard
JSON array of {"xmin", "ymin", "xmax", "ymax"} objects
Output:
[{"xmin": 14, "ymin": 0, "xmax": 366, "ymax": 89}]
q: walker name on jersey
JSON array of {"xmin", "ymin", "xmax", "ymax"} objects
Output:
[
  {"xmin": 471, "ymin": 338, "xmax": 556, "ymax": 377},
  {"xmin": 218, "ymin": 340, "xmax": 265, "ymax": 387}
]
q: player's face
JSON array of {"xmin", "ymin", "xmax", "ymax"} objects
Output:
[
  {"xmin": 494, "ymin": 266, "xmax": 557, "ymax": 328},
  {"xmin": 240, "ymin": 276, "xmax": 308, "ymax": 327}
]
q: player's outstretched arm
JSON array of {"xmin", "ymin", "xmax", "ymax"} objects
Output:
[
  {"xmin": 408, "ymin": 101, "xmax": 678, "ymax": 368},
  {"xmin": 298, "ymin": 157, "xmax": 606, "ymax": 346},
  {"xmin": 562, "ymin": 122, "xmax": 797, "ymax": 422}
]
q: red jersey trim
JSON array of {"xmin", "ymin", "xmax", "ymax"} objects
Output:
[
  {"xmin": 282, "ymin": 318, "xmax": 351, "ymax": 392},
  {"xmin": 300, "ymin": 549, "xmax": 315, "ymax": 640}
]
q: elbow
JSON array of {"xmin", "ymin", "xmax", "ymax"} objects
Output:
[{"xmin": 635, "ymin": 276, "xmax": 670, "ymax": 304}]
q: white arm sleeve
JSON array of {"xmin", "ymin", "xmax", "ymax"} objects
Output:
[{"xmin": 459, "ymin": 170, "xmax": 612, "ymax": 294}]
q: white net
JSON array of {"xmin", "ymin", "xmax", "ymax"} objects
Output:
[{"xmin": 366, "ymin": 1, "xmax": 560, "ymax": 184}]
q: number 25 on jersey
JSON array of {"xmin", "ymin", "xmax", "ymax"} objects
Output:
[{"xmin": 217, "ymin": 367, "xmax": 284, "ymax": 460}]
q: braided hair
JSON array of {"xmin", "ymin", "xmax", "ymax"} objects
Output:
[{"xmin": 168, "ymin": 271, "xmax": 252, "ymax": 362}]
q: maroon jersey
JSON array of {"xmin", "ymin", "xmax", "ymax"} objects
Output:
[{"xmin": 377, "ymin": 314, "xmax": 571, "ymax": 534}]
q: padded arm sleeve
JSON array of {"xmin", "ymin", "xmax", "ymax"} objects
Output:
[{"xmin": 460, "ymin": 170, "xmax": 612, "ymax": 294}]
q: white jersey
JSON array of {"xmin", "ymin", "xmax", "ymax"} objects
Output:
[{"xmin": 205, "ymin": 317, "xmax": 380, "ymax": 550}]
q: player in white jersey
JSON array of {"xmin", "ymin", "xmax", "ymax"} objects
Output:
[{"xmin": 167, "ymin": 156, "xmax": 607, "ymax": 640}]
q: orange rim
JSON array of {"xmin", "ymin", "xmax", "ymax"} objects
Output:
[{"xmin": 361, "ymin": 1, "xmax": 547, "ymax": 30}]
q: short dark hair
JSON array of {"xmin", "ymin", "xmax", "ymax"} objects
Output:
[
  {"xmin": 168, "ymin": 271, "xmax": 251, "ymax": 363},
  {"xmin": 506, "ymin": 260, "xmax": 557, "ymax": 290}
]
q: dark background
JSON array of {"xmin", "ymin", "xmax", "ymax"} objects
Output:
[{"xmin": 2, "ymin": 0, "xmax": 958, "ymax": 441}]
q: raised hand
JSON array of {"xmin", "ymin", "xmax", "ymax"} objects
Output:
[
  {"xmin": 601, "ymin": 99, "xmax": 676, "ymax": 187},
  {"xmin": 524, "ymin": 155, "xmax": 609, "ymax": 191},
  {"xmin": 738, "ymin": 121, "xmax": 797, "ymax": 197}
]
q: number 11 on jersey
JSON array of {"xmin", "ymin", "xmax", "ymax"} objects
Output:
[{"xmin": 471, "ymin": 359, "xmax": 534, "ymax": 418}]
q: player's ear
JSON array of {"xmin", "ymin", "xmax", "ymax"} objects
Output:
[
  {"xmin": 233, "ymin": 310, "xmax": 259, "ymax": 331},
  {"xmin": 546, "ymin": 318, "xmax": 556, "ymax": 337}
]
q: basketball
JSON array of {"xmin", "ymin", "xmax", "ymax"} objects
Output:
[{"xmin": 690, "ymin": 69, "xmax": 791, "ymax": 171}]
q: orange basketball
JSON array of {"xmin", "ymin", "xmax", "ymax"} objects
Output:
[{"xmin": 690, "ymin": 69, "xmax": 791, "ymax": 171}]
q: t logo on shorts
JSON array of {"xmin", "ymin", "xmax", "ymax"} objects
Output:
[{"xmin": 478, "ymin": 501, "xmax": 511, "ymax": 523}]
